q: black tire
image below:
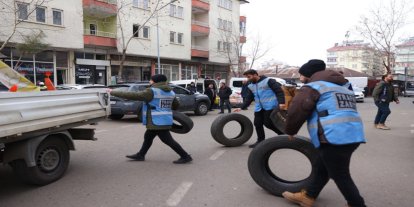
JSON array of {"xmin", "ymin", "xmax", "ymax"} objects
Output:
[
  {"xmin": 248, "ymin": 135, "xmax": 318, "ymax": 197},
  {"xmin": 171, "ymin": 111, "xmax": 194, "ymax": 134},
  {"xmin": 109, "ymin": 114, "xmax": 124, "ymax": 120},
  {"xmin": 270, "ymin": 109, "xmax": 287, "ymax": 134},
  {"xmin": 211, "ymin": 113, "xmax": 253, "ymax": 147},
  {"xmin": 195, "ymin": 102, "xmax": 209, "ymax": 116},
  {"xmin": 11, "ymin": 137, "xmax": 70, "ymax": 186}
]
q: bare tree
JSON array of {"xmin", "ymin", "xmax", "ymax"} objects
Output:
[
  {"xmin": 0, "ymin": 0, "xmax": 48, "ymax": 52},
  {"xmin": 247, "ymin": 33, "xmax": 272, "ymax": 70},
  {"xmin": 116, "ymin": 0, "xmax": 178, "ymax": 80},
  {"xmin": 216, "ymin": 28, "xmax": 244, "ymax": 77},
  {"xmin": 356, "ymin": 0, "xmax": 413, "ymax": 73}
]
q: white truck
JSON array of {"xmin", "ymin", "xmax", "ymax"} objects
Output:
[{"xmin": 0, "ymin": 89, "xmax": 110, "ymax": 185}]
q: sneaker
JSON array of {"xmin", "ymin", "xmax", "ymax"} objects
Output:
[
  {"xmin": 282, "ymin": 190, "xmax": 315, "ymax": 207},
  {"xmin": 126, "ymin": 153, "xmax": 145, "ymax": 161},
  {"xmin": 173, "ymin": 155, "xmax": 193, "ymax": 164},
  {"xmin": 218, "ymin": 112, "xmax": 224, "ymax": 114},
  {"xmin": 377, "ymin": 124, "xmax": 390, "ymax": 130}
]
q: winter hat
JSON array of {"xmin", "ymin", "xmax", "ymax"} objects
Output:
[
  {"xmin": 299, "ymin": 59, "xmax": 326, "ymax": 78},
  {"xmin": 151, "ymin": 74, "xmax": 168, "ymax": 83}
]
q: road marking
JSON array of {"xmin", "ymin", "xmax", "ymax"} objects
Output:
[
  {"xmin": 209, "ymin": 150, "xmax": 227, "ymax": 161},
  {"xmin": 166, "ymin": 182, "xmax": 193, "ymax": 206},
  {"xmin": 121, "ymin": 125, "xmax": 136, "ymax": 129},
  {"xmin": 95, "ymin": 129, "xmax": 108, "ymax": 133}
]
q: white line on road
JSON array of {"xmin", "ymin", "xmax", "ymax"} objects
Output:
[
  {"xmin": 121, "ymin": 125, "xmax": 136, "ymax": 129},
  {"xmin": 166, "ymin": 182, "xmax": 193, "ymax": 206},
  {"xmin": 95, "ymin": 130, "xmax": 108, "ymax": 133},
  {"xmin": 209, "ymin": 150, "xmax": 227, "ymax": 161}
]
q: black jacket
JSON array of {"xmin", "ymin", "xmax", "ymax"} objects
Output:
[
  {"xmin": 241, "ymin": 76, "xmax": 285, "ymax": 109},
  {"xmin": 204, "ymin": 88, "xmax": 216, "ymax": 100},
  {"xmin": 218, "ymin": 86, "xmax": 232, "ymax": 99},
  {"xmin": 187, "ymin": 85, "xmax": 197, "ymax": 93},
  {"xmin": 241, "ymin": 83, "xmax": 249, "ymax": 98}
]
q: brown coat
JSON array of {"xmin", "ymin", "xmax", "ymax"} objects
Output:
[{"xmin": 285, "ymin": 70, "xmax": 348, "ymax": 141}]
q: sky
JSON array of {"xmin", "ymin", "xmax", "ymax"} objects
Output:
[{"xmin": 240, "ymin": 0, "xmax": 413, "ymax": 67}]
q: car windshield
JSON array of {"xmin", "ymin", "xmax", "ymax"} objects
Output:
[{"xmin": 232, "ymin": 81, "xmax": 243, "ymax": 88}]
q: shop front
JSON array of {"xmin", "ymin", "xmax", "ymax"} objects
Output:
[
  {"xmin": 111, "ymin": 56, "xmax": 152, "ymax": 84},
  {"xmin": 75, "ymin": 59, "xmax": 110, "ymax": 85}
]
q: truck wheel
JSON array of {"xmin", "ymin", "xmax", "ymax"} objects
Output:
[
  {"xmin": 211, "ymin": 114, "xmax": 253, "ymax": 147},
  {"xmin": 171, "ymin": 111, "xmax": 194, "ymax": 134},
  {"xmin": 11, "ymin": 137, "xmax": 70, "ymax": 186},
  {"xmin": 195, "ymin": 102, "xmax": 209, "ymax": 116},
  {"xmin": 248, "ymin": 135, "xmax": 318, "ymax": 197},
  {"xmin": 109, "ymin": 114, "xmax": 124, "ymax": 120}
]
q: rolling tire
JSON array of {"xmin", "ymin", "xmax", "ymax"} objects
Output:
[
  {"xmin": 195, "ymin": 102, "xmax": 209, "ymax": 116},
  {"xmin": 270, "ymin": 109, "xmax": 287, "ymax": 134},
  {"xmin": 248, "ymin": 135, "xmax": 318, "ymax": 197},
  {"xmin": 171, "ymin": 111, "xmax": 194, "ymax": 134},
  {"xmin": 211, "ymin": 113, "xmax": 253, "ymax": 147},
  {"xmin": 11, "ymin": 137, "xmax": 70, "ymax": 186},
  {"xmin": 109, "ymin": 114, "xmax": 124, "ymax": 120}
]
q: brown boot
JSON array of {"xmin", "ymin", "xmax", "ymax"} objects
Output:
[{"xmin": 282, "ymin": 190, "xmax": 315, "ymax": 207}]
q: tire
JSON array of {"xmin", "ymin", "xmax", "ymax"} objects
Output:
[
  {"xmin": 211, "ymin": 113, "xmax": 253, "ymax": 147},
  {"xmin": 270, "ymin": 109, "xmax": 287, "ymax": 134},
  {"xmin": 11, "ymin": 137, "xmax": 70, "ymax": 186},
  {"xmin": 171, "ymin": 111, "xmax": 194, "ymax": 134},
  {"xmin": 109, "ymin": 114, "xmax": 124, "ymax": 120},
  {"xmin": 248, "ymin": 135, "xmax": 318, "ymax": 197},
  {"xmin": 195, "ymin": 102, "xmax": 209, "ymax": 116}
]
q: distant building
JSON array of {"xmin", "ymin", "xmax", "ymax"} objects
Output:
[{"xmin": 395, "ymin": 37, "xmax": 414, "ymax": 76}]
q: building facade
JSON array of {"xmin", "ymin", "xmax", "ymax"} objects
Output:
[
  {"xmin": 395, "ymin": 37, "xmax": 414, "ymax": 76},
  {"xmin": 0, "ymin": 0, "xmax": 248, "ymax": 87}
]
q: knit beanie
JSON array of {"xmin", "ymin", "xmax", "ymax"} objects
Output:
[
  {"xmin": 150, "ymin": 74, "xmax": 167, "ymax": 83},
  {"xmin": 299, "ymin": 59, "xmax": 326, "ymax": 78}
]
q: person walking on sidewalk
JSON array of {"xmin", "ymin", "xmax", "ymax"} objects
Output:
[
  {"xmin": 109, "ymin": 74, "xmax": 193, "ymax": 164},
  {"xmin": 234, "ymin": 69, "xmax": 285, "ymax": 148},
  {"xmin": 283, "ymin": 59, "xmax": 366, "ymax": 207},
  {"xmin": 204, "ymin": 83, "xmax": 216, "ymax": 111},
  {"xmin": 372, "ymin": 74, "xmax": 400, "ymax": 130},
  {"xmin": 218, "ymin": 82, "xmax": 232, "ymax": 114}
]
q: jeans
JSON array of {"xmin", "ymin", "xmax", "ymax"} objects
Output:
[
  {"xmin": 138, "ymin": 130, "xmax": 189, "ymax": 158},
  {"xmin": 254, "ymin": 109, "xmax": 283, "ymax": 141},
  {"xmin": 374, "ymin": 101, "xmax": 391, "ymax": 124},
  {"xmin": 220, "ymin": 98, "xmax": 231, "ymax": 113},
  {"xmin": 306, "ymin": 144, "xmax": 366, "ymax": 207}
]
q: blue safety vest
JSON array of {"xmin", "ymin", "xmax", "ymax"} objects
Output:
[
  {"xmin": 248, "ymin": 77, "xmax": 278, "ymax": 112},
  {"xmin": 306, "ymin": 81, "xmax": 366, "ymax": 148},
  {"xmin": 142, "ymin": 88, "xmax": 175, "ymax": 126}
]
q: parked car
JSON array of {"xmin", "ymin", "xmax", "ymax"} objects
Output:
[
  {"xmin": 170, "ymin": 79, "xmax": 218, "ymax": 94},
  {"xmin": 354, "ymin": 87, "xmax": 365, "ymax": 102},
  {"xmin": 109, "ymin": 83, "xmax": 211, "ymax": 120},
  {"xmin": 403, "ymin": 81, "xmax": 414, "ymax": 97}
]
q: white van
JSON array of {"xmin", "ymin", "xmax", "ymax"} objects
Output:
[{"xmin": 170, "ymin": 79, "xmax": 218, "ymax": 94}]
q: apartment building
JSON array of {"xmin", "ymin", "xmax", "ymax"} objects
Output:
[
  {"xmin": 0, "ymin": 0, "xmax": 248, "ymax": 86},
  {"xmin": 326, "ymin": 41, "xmax": 384, "ymax": 76},
  {"xmin": 395, "ymin": 37, "xmax": 414, "ymax": 75}
]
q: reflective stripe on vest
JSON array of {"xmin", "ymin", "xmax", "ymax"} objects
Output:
[
  {"xmin": 306, "ymin": 81, "xmax": 366, "ymax": 148},
  {"xmin": 142, "ymin": 88, "xmax": 175, "ymax": 126},
  {"xmin": 247, "ymin": 78, "xmax": 278, "ymax": 112}
]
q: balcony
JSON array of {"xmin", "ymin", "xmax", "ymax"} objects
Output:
[
  {"xmin": 83, "ymin": 0, "xmax": 117, "ymax": 18},
  {"xmin": 192, "ymin": 0, "xmax": 210, "ymax": 13},
  {"xmin": 192, "ymin": 20, "xmax": 210, "ymax": 36},
  {"xmin": 240, "ymin": 36, "xmax": 246, "ymax": 43},
  {"xmin": 83, "ymin": 29, "xmax": 117, "ymax": 47},
  {"xmin": 191, "ymin": 46, "xmax": 209, "ymax": 58}
]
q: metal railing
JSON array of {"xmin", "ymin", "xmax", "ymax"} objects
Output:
[
  {"xmin": 84, "ymin": 29, "xmax": 116, "ymax": 38},
  {"xmin": 192, "ymin": 20, "xmax": 209, "ymax": 27},
  {"xmin": 191, "ymin": 45, "xmax": 209, "ymax": 51},
  {"xmin": 96, "ymin": 0, "xmax": 117, "ymax": 5}
]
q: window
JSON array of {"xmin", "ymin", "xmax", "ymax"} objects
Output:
[
  {"xmin": 173, "ymin": 87, "xmax": 189, "ymax": 95},
  {"xmin": 176, "ymin": 6, "xmax": 183, "ymax": 18},
  {"xmin": 177, "ymin": 33, "xmax": 183, "ymax": 44},
  {"xmin": 133, "ymin": 24, "xmax": 139, "ymax": 37},
  {"xmin": 170, "ymin": 31, "xmax": 176, "ymax": 43},
  {"xmin": 217, "ymin": 41, "xmax": 222, "ymax": 51},
  {"xmin": 218, "ymin": 18, "xmax": 223, "ymax": 29},
  {"xmin": 228, "ymin": 21, "xmax": 232, "ymax": 32},
  {"xmin": 169, "ymin": 5, "xmax": 183, "ymax": 18},
  {"xmin": 218, "ymin": 0, "xmax": 232, "ymax": 10},
  {"xmin": 218, "ymin": 19, "xmax": 232, "ymax": 31},
  {"xmin": 133, "ymin": 0, "xmax": 149, "ymax": 10},
  {"xmin": 90, "ymin": 24, "xmax": 97, "ymax": 35},
  {"xmin": 223, "ymin": 42, "xmax": 227, "ymax": 51},
  {"xmin": 142, "ymin": 26, "xmax": 150, "ymax": 38},
  {"xmin": 227, "ymin": 43, "xmax": 232, "ymax": 51},
  {"xmin": 170, "ymin": 5, "xmax": 176, "ymax": 17},
  {"xmin": 17, "ymin": 2, "xmax": 28, "ymax": 20},
  {"xmin": 36, "ymin": 7, "xmax": 46, "ymax": 23},
  {"xmin": 52, "ymin": 9, "xmax": 63, "ymax": 25}
]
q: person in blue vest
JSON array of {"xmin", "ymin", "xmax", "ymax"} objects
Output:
[
  {"xmin": 109, "ymin": 74, "xmax": 192, "ymax": 164},
  {"xmin": 283, "ymin": 60, "xmax": 366, "ymax": 207},
  {"xmin": 234, "ymin": 69, "xmax": 286, "ymax": 148}
]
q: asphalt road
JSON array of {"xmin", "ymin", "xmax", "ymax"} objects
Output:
[{"xmin": 1, "ymin": 98, "xmax": 413, "ymax": 207}]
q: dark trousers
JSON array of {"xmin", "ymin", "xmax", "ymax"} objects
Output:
[
  {"xmin": 138, "ymin": 130, "xmax": 189, "ymax": 158},
  {"xmin": 254, "ymin": 109, "xmax": 283, "ymax": 141},
  {"xmin": 374, "ymin": 102, "xmax": 391, "ymax": 124},
  {"xmin": 306, "ymin": 144, "xmax": 366, "ymax": 207},
  {"xmin": 209, "ymin": 98, "xmax": 215, "ymax": 110},
  {"xmin": 220, "ymin": 98, "xmax": 231, "ymax": 113}
]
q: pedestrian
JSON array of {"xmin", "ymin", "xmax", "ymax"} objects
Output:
[
  {"xmin": 187, "ymin": 82, "xmax": 197, "ymax": 94},
  {"xmin": 241, "ymin": 80, "xmax": 249, "ymax": 110},
  {"xmin": 204, "ymin": 83, "xmax": 216, "ymax": 111},
  {"xmin": 234, "ymin": 69, "xmax": 285, "ymax": 148},
  {"xmin": 218, "ymin": 82, "xmax": 232, "ymax": 114},
  {"xmin": 372, "ymin": 74, "xmax": 400, "ymax": 130},
  {"xmin": 283, "ymin": 59, "xmax": 366, "ymax": 207},
  {"xmin": 108, "ymin": 74, "xmax": 193, "ymax": 164}
]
